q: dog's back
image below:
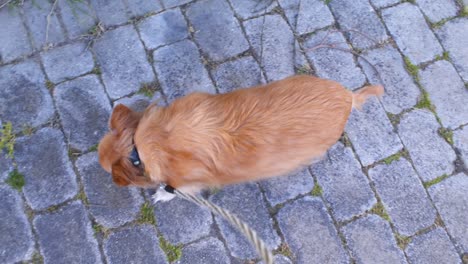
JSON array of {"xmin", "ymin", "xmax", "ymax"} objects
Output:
[{"xmin": 135, "ymin": 75, "xmax": 383, "ymax": 188}]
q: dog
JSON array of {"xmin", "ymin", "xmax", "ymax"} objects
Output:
[{"xmin": 98, "ymin": 75, "xmax": 383, "ymax": 201}]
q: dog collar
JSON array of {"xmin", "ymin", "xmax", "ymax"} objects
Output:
[{"xmin": 129, "ymin": 146, "xmax": 141, "ymax": 167}]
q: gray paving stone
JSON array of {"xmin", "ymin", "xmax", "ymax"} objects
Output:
[
  {"xmin": 0, "ymin": 8, "xmax": 32, "ymax": 63},
  {"xmin": 186, "ymin": 0, "xmax": 249, "ymax": 62},
  {"xmin": 382, "ymin": 3, "xmax": 443, "ymax": 64},
  {"xmin": 258, "ymin": 255, "xmax": 292, "ymax": 264},
  {"xmin": 342, "ymin": 215, "xmax": 406, "ymax": 264},
  {"xmin": 0, "ymin": 186, "xmax": 34, "ymax": 264},
  {"xmin": 406, "ymin": 227, "xmax": 461, "ymax": 264},
  {"xmin": 454, "ymin": 126, "xmax": 468, "ymax": 168},
  {"xmin": 162, "ymin": 0, "xmax": 191, "ymax": 8},
  {"xmin": 416, "ymin": 0, "xmax": 458, "ymax": 23},
  {"xmin": 115, "ymin": 92, "xmax": 164, "ymax": 112},
  {"xmin": 0, "ymin": 60, "xmax": 54, "ymax": 132},
  {"xmin": 359, "ymin": 45, "xmax": 420, "ymax": 114},
  {"xmin": 303, "ymin": 29, "xmax": 366, "ymax": 89},
  {"xmin": 279, "ymin": 0, "xmax": 334, "ymax": 35},
  {"xmin": 155, "ymin": 196, "xmax": 213, "ymax": 244},
  {"xmin": 420, "ymin": 60, "xmax": 468, "ymax": 129},
  {"xmin": 398, "ymin": 110, "xmax": 456, "ymax": 181},
  {"xmin": 54, "ymin": 75, "xmax": 111, "ymax": 152},
  {"xmin": 41, "ymin": 42, "xmax": 94, "ymax": 83},
  {"xmin": 137, "ymin": 9, "xmax": 188, "ymax": 50},
  {"xmin": 311, "ymin": 142, "xmax": 376, "ymax": 221},
  {"xmin": 429, "ymin": 173, "xmax": 468, "ymax": 253},
  {"xmin": 104, "ymin": 225, "xmax": 167, "ymax": 264},
  {"xmin": 210, "ymin": 183, "xmax": 281, "ymax": 259},
  {"xmin": 0, "ymin": 151, "xmax": 14, "ymax": 182},
  {"xmin": 370, "ymin": 0, "xmax": 400, "ymax": 8},
  {"xmin": 89, "ymin": 0, "xmax": 128, "ymax": 26},
  {"xmin": 153, "ymin": 40, "xmax": 215, "ymax": 102},
  {"xmin": 329, "ymin": 0, "xmax": 388, "ymax": 49},
  {"xmin": 176, "ymin": 237, "xmax": 229, "ymax": 264},
  {"xmin": 259, "ymin": 167, "xmax": 314, "ymax": 206},
  {"xmin": 127, "ymin": 0, "xmax": 163, "ymax": 17},
  {"xmin": 244, "ymin": 14, "xmax": 296, "ymax": 81},
  {"xmin": 58, "ymin": 0, "xmax": 97, "ymax": 39},
  {"xmin": 277, "ymin": 197, "xmax": 348, "ymax": 263},
  {"xmin": 369, "ymin": 158, "xmax": 437, "ymax": 236},
  {"xmin": 76, "ymin": 152, "xmax": 143, "ymax": 228},
  {"xmin": 94, "ymin": 25, "xmax": 155, "ymax": 99},
  {"xmin": 15, "ymin": 128, "xmax": 78, "ymax": 210},
  {"xmin": 228, "ymin": 0, "xmax": 277, "ymax": 20},
  {"xmin": 34, "ymin": 201, "xmax": 102, "ymax": 264},
  {"xmin": 23, "ymin": 0, "xmax": 65, "ymax": 50},
  {"xmin": 436, "ymin": 18, "xmax": 468, "ymax": 82},
  {"xmin": 345, "ymin": 97, "xmax": 403, "ymax": 166},
  {"xmin": 212, "ymin": 56, "xmax": 265, "ymax": 94}
]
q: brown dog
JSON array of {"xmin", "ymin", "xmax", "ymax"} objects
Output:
[{"xmin": 98, "ymin": 75, "xmax": 383, "ymax": 197}]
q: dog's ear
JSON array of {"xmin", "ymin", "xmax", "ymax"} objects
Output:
[
  {"xmin": 109, "ymin": 104, "xmax": 141, "ymax": 133},
  {"xmin": 111, "ymin": 161, "xmax": 131, "ymax": 186}
]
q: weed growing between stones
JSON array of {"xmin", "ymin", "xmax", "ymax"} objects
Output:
[
  {"xmin": 22, "ymin": 124, "xmax": 34, "ymax": 136},
  {"xmin": 30, "ymin": 251, "xmax": 44, "ymax": 264},
  {"xmin": 423, "ymin": 174, "xmax": 449, "ymax": 188},
  {"xmin": 6, "ymin": 169, "xmax": 25, "ymax": 191},
  {"xmin": 45, "ymin": 80, "xmax": 54, "ymax": 91},
  {"xmin": 90, "ymin": 67, "xmax": 102, "ymax": 75},
  {"xmin": 138, "ymin": 82, "xmax": 159, "ymax": 98},
  {"xmin": 435, "ymin": 51, "xmax": 450, "ymax": 61},
  {"xmin": 415, "ymin": 90, "xmax": 435, "ymax": 111},
  {"xmin": 76, "ymin": 190, "xmax": 89, "ymax": 205},
  {"xmin": 0, "ymin": 122, "xmax": 15, "ymax": 158},
  {"xmin": 295, "ymin": 65, "xmax": 311, "ymax": 75},
  {"xmin": 273, "ymin": 243, "xmax": 293, "ymax": 258},
  {"xmin": 369, "ymin": 201, "xmax": 391, "ymax": 222},
  {"xmin": 382, "ymin": 152, "xmax": 402, "ymax": 165},
  {"xmin": 137, "ymin": 202, "xmax": 156, "ymax": 225},
  {"xmin": 159, "ymin": 236, "xmax": 182, "ymax": 262},
  {"xmin": 431, "ymin": 18, "xmax": 450, "ymax": 29},
  {"xmin": 437, "ymin": 127, "xmax": 453, "ymax": 145},
  {"xmin": 403, "ymin": 56, "xmax": 419, "ymax": 82},
  {"xmin": 394, "ymin": 233, "xmax": 411, "ymax": 250},
  {"xmin": 88, "ymin": 144, "xmax": 98, "ymax": 152},
  {"xmin": 311, "ymin": 182, "xmax": 323, "ymax": 196},
  {"xmin": 92, "ymin": 223, "xmax": 110, "ymax": 237}
]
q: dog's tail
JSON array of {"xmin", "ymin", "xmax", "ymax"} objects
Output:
[{"xmin": 351, "ymin": 85, "xmax": 384, "ymax": 110}]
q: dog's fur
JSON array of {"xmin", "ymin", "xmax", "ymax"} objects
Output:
[{"xmin": 98, "ymin": 75, "xmax": 383, "ymax": 192}]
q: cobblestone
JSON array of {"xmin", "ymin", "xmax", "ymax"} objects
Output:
[
  {"xmin": 34, "ymin": 201, "xmax": 102, "ymax": 263},
  {"xmin": 406, "ymin": 228, "xmax": 461, "ymax": 264},
  {"xmin": 153, "ymin": 40, "xmax": 215, "ymax": 102},
  {"xmin": 359, "ymin": 45, "xmax": 420, "ymax": 114},
  {"xmin": 436, "ymin": 18, "xmax": 468, "ymax": 82},
  {"xmin": 420, "ymin": 60, "xmax": 468, "ymax": 129},
  {"xmin": 212, "ymin": 56, "xmax": 265, "ymax": 93},
  {"xmin": 398, "ymin": 109, "xmax": 457, "ymax": 181},
  {"xmin": 210, "ymin": 183, "xmax": 280, "ymax": 259},
  {"xmin": 415, "ymin": 0, "xmax": 458, "ymax": 23},
  {"xmin": 454, "ymin": 126, "xmax": 468, "ymax": 167},
  {"xmin": 346, "ymin": 97, "xmax": 403, "ymax": 166},
  {"xmin": 0, "ymin": 60, "xmax": 54, "ymax": 132},
  {"xmin": 0, "ymin": 186, "xmax": 34, "ymax": 264},
  {"xmin": 382, "ymin": 3, "xmax": 443, "ymax": 64},
  {"xmin": 89, "ymin": 0, "xmax": 128, "ymax": 26},
  {"xmin": 342, "ymin": 215, "xmax": 406, "ymax": 264},
  {"xmin": 329, "ymin": 0, "xmax": 388, "ymax": 49},
  {"xmin": 0, "ymin": 8, "xmax": 31, "ymax": 63},
  {"xmin": 127, "ymin": 0, "xmax": 163, "ymax": 18},
  {"xmin": 277, "ymin": 197, "xmax": 348, "ymax": 263},
  {"xmin": 58, "ymin": 0, "xmax": 97, "ymax": 39},
  {"xmin": 186, "ymin": 0, "xmax": 249, "ymax": 62},
  {"xmin": 429, "ymin": 173, "xmax": 468, "ymax": 253},
  {"xmin": 94, "ymin": 25, "xmax": 155, "ymax": 100},
  {"xmin": 104, "ymin": 225, "xmax": 167, "ymax": 264},
  {"xmin": 369, "ymin": 158, "xmax": 437, "ymax": 236},
  {"xmin": 76, "ymin": 152, "xmax": 143, "ymax": 228},
  {"xmin": 279, "ymin": 0, "xmax": 334, "ymax": 35},
  {"xmin": 370, "ymin": 0, "xmax": 399, "ymax": 9},
  {"xmin": 176, "ymin": 237, "xmax": 230, "ymax": 264},
  {"xmin": 311, "ymin": 142, "xmax": 376, "ymax": 222},
  {"xmin": 229, "ymin": 0, "xmax": 277, "ymax": 19},
  {"xmin": 137, "ymin": 9, "xmax": 188, "ymax": 50},
  {"xmin": 54, "ymin": 75, "xmax": 111, "ymax": 152},
  {"xmin": 41, "ymin": 42, "xmax": 95, "ymax": 83},
  {"xmin": 303, "ymin": 29, "xmax": 366, "ymax": 89},
  {"xmin": 15, "ymin": 128, "xmax": 78, "ymax": 210},
  {"xmin": 0, "ymin": 151, "xmax": 14, "ymax": 182},
  {"xmin": 244, "ymin": 14, "xmax": 296, "ymax": 81}
]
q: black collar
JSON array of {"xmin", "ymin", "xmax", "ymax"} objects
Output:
[{"xmin": 129, "ymin": 145, "xmax": 141, "ymax": 167}]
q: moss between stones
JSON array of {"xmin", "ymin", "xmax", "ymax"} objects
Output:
[
  {"xmin": 369, "ymin": 202, "xmax": 391, "ymax": 222},
  {"xmin": 423, "ymin": 174, "xmax": 449, "ymax": 188},
  {"xmin": 395, "ymin": 233, "xmax": 411, "ymax": 250},
  {"xmin": 159, "ymin": 236, "xmax": 182, "ymax": 262},
  {"xmin": 273, "ymin": 243, "xmax": 293, "ymax": 258},
  {"xmin": 88, "ymin": 144, "xmax": 99, "ymax": 152},
  {"xmin": 6, "ymin": 169, "xmax": 25, "ymax": 191},
  {"xmin": 415, "ymin": 90, "xmax": 435, "ymax": 111},
  {"xmin": 138, "ymin": 82, "xmax": 159, "ymax": 98},
  {"xmin": 382, "ymin": 152, "xmax": 402, "ymax": 165},
  {"xmin": 403, "ymin": 56, "xmax": 419, "ymax": 82},
  {"xmin": 311, "ymin": 182, "xmax": 323, "ymax": 196},
  {"xmin": 437, "ymin": 127, "xmax": 453, "ymax": 145},
  {"xmin": 137, "ymin": 202, "xmax": 156, "ymax": 225},
  {"xmin": 0, "ymin": 122, "xmax": 15, "ymax": 158}
]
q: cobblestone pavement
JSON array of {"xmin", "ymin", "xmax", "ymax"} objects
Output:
[{"xmin": 1, "ymin": 0, "xmax": 467, "ymax": 263}]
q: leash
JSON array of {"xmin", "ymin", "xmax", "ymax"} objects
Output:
[{"xmin": 161, "ymin": 184, "xmax": 275, "ymax": 264}]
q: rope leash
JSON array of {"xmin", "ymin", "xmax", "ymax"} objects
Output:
[{"xmin": 162, "ymin": 185, "xmax": 274, "ymax": 264}]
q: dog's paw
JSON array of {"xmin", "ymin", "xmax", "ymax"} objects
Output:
[{"xmin": 152, "ymin": 188, "xmax": 176, "ymax": 204}]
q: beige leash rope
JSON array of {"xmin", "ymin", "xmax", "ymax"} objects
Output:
[{"xmin": 162, "ymin": 184, "xmax": 274, "ymax": 264}]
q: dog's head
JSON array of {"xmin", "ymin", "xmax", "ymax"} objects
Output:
[{"xmin": 98, "ymin": 104, "xmax": 155, "ymax": 187}]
